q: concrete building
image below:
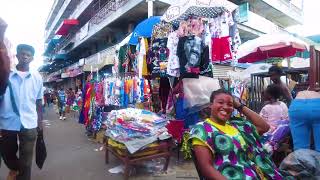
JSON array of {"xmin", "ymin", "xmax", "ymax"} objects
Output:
[{"xmin": 41, "ymin": 0, "xmax": 304, "ymax": 82}]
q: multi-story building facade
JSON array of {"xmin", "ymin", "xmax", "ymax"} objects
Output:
[{"xmin": 41, "ymin": 0, "xmax": 304, "ymax": 85}]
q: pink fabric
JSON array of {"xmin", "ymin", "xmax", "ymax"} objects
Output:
[{"xmin": 259, "ymin": 101, "xmax": 289, "ymax": 132}]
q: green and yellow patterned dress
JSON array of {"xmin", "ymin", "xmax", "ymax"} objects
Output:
[{"xmin": 189, "ymin": 117, "xmax": 283, "ymax": 180}]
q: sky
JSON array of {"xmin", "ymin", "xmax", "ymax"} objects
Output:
[
  {"xmin": 0, "ymin": 0, "xmax": 319, "ymax": 71},
  {"xmin": 0, "ymin": 0, "xmax": 53, "ymax": 70},
  {"xmin": 286, "ymin": 0, "xmax": 320, "ymax": 36}
]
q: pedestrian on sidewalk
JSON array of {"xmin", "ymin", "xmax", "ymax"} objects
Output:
[
  {"xmin": 66, "ymin": 88, "xmax": 75, "ymax": 114},
  {"xmin": 0, "ymin": 44, "xmax": 44, "ymax": 180},
  {"xmin": 57, "ymin": 87, "xmax": 66, "ymax": 120}
]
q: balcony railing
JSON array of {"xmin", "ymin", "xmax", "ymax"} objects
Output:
[
  {"xmin": 280, "ymin": 0, "xmax": 303, "ymax": 13},
  {"xmin": 55, "ymin": 0, "xmax": 131, "ymax": 53},
  {"xmin": 89, "ymin": 0, "xmax": 117, "ymax": 27},
  {"xmin": 70, "ymin": 0, "xmax": 92, "ymax": 19}
]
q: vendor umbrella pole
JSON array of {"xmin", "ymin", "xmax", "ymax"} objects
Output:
[
  {"xmin": 287, "ymin": 57, "xmax": 291, "ymax": 69},
  {"xmin": 96, "ymin": 68, "xmax": 99, "ymax": 80},
  {"xmin": 147, "ymin": 0, "xmax": 154, "ymax": 18}
]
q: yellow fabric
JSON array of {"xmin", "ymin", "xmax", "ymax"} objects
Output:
[
  {"xmin": 206, "ymin": 118, "xmax": 239, "ymax": 136},
  {"xmin": 142, "ymin": 38, "xmax": 149, "ymax": 76},
  {"xmin": 192, "ymin": 138, "xmax": 207, "ymax": 147},
  {"xmin": 107, "ymin": 138, "xmax": 160, "ymax": 157},
  {"xmin": 192, "ymin": 119, "xmax": 246, "ymax": 148}
]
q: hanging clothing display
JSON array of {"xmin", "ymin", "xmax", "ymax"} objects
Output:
[
  {"xmin": 211, "ymin": 36, "xmax": 233, "ymax": 63},
  {"xmin": 151, "ymin": 22, "xmax": 173, "ymax": 42},
  {"xmin": 148, "ymin": 38, "xmax": 169, "ymax": 77},
  {"xmin": 136, "ymin": 38, "xmax": 149, "ymax": 78},
  {"xmin": 167, "ymin": 31, "xmax": 180, "ymax": 77},
  {"xmin": 147, "ymin": 12, "xmax": 241, "ymax": 78},
  {"xmin": 177, "ymin": 35, "xmax": 203, "ymax": 78},
  {"xmin": 79, "ymin": 82, "xmax": 94, "ymax": 125},
  {"xmin": 104, "ymin": 76, "xmax": 151, "ymax": 107},
  {"xmin": 118, "ymin": 45, "xmax": 129, "ymax": 74}
]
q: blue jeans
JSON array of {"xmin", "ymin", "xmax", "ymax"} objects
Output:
[{"xmin": 289, "ymin": 98, "xmax": 320, "ymax": 152}]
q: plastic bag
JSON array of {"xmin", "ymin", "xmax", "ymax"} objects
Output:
[
  {"xmin": 182, "ymin": 76, "xmax": 220, "ymax": 110},
  {"xmin": 279, "ymin": 149, "xmax": 320, "ymax": 179}
]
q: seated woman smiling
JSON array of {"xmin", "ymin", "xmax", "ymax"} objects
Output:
[{"xmin": 189, "ymin": 89, "xmax": 284, "ymax": 180}]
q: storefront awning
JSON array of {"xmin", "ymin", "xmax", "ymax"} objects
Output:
[
  {"xmin": 52, "ymin": 53, "xmax": 67, "ymax": 60},
  {"xmin": 56, "ymin": 19, "xmax": 79, "ymax": 36},
  {"xmin": 44, "ymin": 38, "xmax": 61, "ymax": 56},
  {"xmin": 83, "ymin": 46, "xmax": 116, "ymax": 72}
]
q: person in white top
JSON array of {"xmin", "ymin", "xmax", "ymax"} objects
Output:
[{"xmin": 260, "ymin": 84, "xmax": 290, "ymax": 153}]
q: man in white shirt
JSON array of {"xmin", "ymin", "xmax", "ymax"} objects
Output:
[{"xmin": 0, "ymin": 44, "xmax": 43, "ymax": 180}]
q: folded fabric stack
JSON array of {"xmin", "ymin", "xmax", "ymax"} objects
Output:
[{"xmin": 104, "ymin": 108, "xmax": 170, "ymax": 153}]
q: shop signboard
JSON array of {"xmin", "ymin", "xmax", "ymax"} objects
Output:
[
  {"xmin": 61, "ymin": 72, "xmax": 70, "ymax": 79},
  {"xmin": 238, "ymin": 2, "xmax": 249, "ymax": 23},
  {"xmin": 69, "ymin": 69, "xmax": 84, "ymax": 77},
  {"xmin": 78, "ymin": 58, "xmax": 85, "ymax": 66}
]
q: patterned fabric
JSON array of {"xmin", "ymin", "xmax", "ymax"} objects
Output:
[
  {"xmin": 167, "ymin": 31, "xmax": 180, "ymax": 77},
  {"xmin": 189, "ymin": 118, "xmax": 283, "ymax": 180},
  {"xmin": 148, "ymin": 38, "xmax": 169, "ymax": 77},
  {"xmin": 151, "ymin": 22, "xmax": 173, "ymax": 42}
]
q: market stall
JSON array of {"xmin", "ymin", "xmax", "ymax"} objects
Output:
[
  {"xmin": 104, "ymin": 108, "xmax": 172, "ymax": 179},
  {"xmin": 76, "ymin": 1, "xmax": 248, "ymax": 178}
]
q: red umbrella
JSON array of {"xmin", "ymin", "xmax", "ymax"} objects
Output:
[{"xmin": 237, "ymin": 34, "xmax": 308, "ymax": 63}]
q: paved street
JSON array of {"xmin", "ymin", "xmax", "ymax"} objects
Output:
[{"xmin": 0, "ymin": 106, "xmax": 198, "ymax": 180}]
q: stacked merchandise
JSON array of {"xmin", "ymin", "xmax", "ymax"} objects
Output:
[{"xmin": 104, "ymin": 108, "xmax": 171, "ymax": 153}]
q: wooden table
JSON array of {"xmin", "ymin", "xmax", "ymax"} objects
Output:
[{"xmin": 104, "ymin": 136, "xmax": 172, "ymax": 180}]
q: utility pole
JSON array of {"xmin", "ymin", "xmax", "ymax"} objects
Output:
[{"xmin": 147, "ymin": 0, "xmax": 155, "ymax": 18}]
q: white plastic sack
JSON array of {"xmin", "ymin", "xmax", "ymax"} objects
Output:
[{"xmin": 183, "ymin": 76, "xmax": 220, "ymax": 110}]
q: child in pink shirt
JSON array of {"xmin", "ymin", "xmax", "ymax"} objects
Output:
[{"xmin": 260, "ymin": 84, "xmax": 290, "ymax": 153}]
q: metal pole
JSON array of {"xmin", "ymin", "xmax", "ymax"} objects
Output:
[{"xmin": 147, "ymin": 0, "xmax": 154, "ymax": 18}]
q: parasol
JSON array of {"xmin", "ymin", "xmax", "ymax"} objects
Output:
[
  {"xmin": 237, "ymin": 33, "xmax": 308, "ymax": 63},
  {"xmin": 128, "ymin": 16, "xmax": 161, "ymax": 45}
]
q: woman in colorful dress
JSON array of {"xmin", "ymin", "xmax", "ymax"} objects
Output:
[{"xmin": 189, "ymin": 89, "xmax": 284, "ymax": 179}]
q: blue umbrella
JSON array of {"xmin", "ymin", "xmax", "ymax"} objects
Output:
[{"xmin": 128, "ymin": 16, "xmax": 161, "ymax": 45}]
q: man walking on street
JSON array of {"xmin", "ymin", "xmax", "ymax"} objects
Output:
[
  {"xmin": 0, "ymin": 44, "xmax": 43, "ymax": 180},
  {"xmin": 57, "ymin": 87, "xmax": 66, "ymax": 120}
]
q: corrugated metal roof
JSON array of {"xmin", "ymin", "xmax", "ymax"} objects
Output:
[{"xmin": 212, "ymin": 65, "xmax": 244, "ymax": 79}]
